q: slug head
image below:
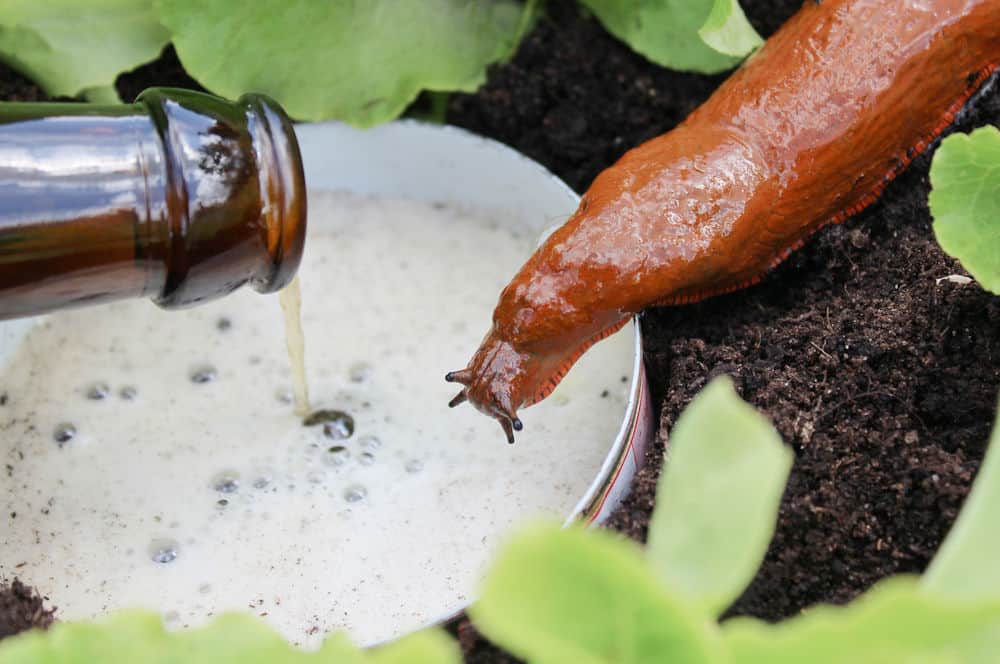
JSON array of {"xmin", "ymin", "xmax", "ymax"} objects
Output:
[{"xmin": 445, "ymin": 331, "xmax": 554, "ymax": 444}]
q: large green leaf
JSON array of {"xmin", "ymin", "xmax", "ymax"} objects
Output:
[
  {"xmin": 471, "ymin": 524, "xmax": 718, "ymax": 664},
  {"xmin": 155, "ymin": 0, "xmax": 525, "ymax": 127},
  {"xmin": 0, "ymin": 612, "xmax": 320, "ymax": 664},
  {"xmin": 929, "ymin": 125, "xmax": 1000, "ymax": 294},
  {"xmin": 175, "ymin": 614, "xmax": 364, "ymax": 663},
  {"xmin": 0, "ymin": 0, "xmax": 168, "ymax": 99},
  {"xmin": 647, "ymin": 376, "xmax": 792, "ymax": 617},
  {"xmin": 698, "ymin": 0, "xmax": 763, "ymax": 58},
  {"xmin": 368, "ymin": 630, "xmax": 461, "ymax": 664},
  {"xmin": 0, "ymin": 610, "xmax": 458, "ymax": 664},
  {"xmin": 723, "ymin": 576, "xmax": 1000, "ymax": 663},
  {"xmin": 922, "ymin": 396, "xmax": 1000, "ymax": 600},
  {"xmin": 578, "ymin": 0, "xmax": 758, "ymax": 74}
]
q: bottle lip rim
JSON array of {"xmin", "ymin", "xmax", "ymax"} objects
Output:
[{"xmin": 242, "ymin": 92, "xmax": 307, "ymax": 295}]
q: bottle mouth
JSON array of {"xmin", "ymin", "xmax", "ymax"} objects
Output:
[{"xmin": 242, "ymin": 93, "xmax": 307, "ymax": 294}]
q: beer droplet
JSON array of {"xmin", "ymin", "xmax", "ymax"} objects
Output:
[
  {"xmin": 150, "ymin": 539, "xmax": 179, "ymax": 564},
  {"xmin": 86, "ymin": 382, "xmax": 110, "ymax": 400},
  {"xmin": 348, "ymin": 362, "xmax": 372, "ymax": 383},
  {"xmin": 344, "ymin": 485, "xmax": 367, "ymax": 503},
  {"xmin": 301, "ymin": 409, "xmax": 354, "ymax": 439},
  {"xmin": 358, "ymin": 435, "xmax": 381, "ymax": 451},
  {"xmin": 324, "ymin": 420, "xmax": 352, "ymax": 440},
  {"xmin": 323, "ymin": 445, "xmax": 350, "ymax": 467},
  {"xmin": 190, "ymin": 366, "xmax": 217, "ymax": 384},
  {"xmin": 53, "ymin": 423, "xmax": 76, "ymax": 446},
  {"xmin": 211, "ymin": 471, "xmax": 240, "ymax": 493}
]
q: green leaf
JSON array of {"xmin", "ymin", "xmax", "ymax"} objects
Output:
[
  {"xmin": 0, "ymin": 612, "xmax": 166, "ymax": 664},
  {"xmin": 577, "ymin": 0, "xmax": 744, "ymax": 74},
  {"xmin": 369, "ymin": 630, "xmax": 462, "ymax": 664},
  {"xmin": 509, "ymin": 0, "xmax": 545, "ymax": 62},
  {"xmin": 929, "ymin": 125, "xmax": 1000, "ymax": 294},
  {"xmin": 155, "ymin": 0, "xmax": 525, "ymax": 127},
  {"xmin": 173, "ymin": 613, "xmax": 361, "ymax": 663},
  {"xmin": 404, "ymin": 92, "xmax": 452, "ymax": 125},
  {"xmin": 471, "ymin": 523, "xmax": 718, "ymax": 664},
  {"xmin": 315, "ymin": 633, "xmax": 369, "ymax": 664},
  {"xmin": 922, "ymin": 396, "xmax": 1000, "ymax": 600},
  {"xmin": 0, "ymin": 0, "xmax": 168, "ymax": 99},
  {"xmin": 698, "ymin": 0, "xmax": 763, "ymax": 58},
  {"xmin": 723, "ymin": 576, "xmax": 1000, "ymax": 663},
  {"xmin": 0, "ymin": 609, "xmax": 457, "ymax": 663},
  {"xmin": 82, "ymin": 86, "xmax": 122, "ymax": 105},
  {"xmin": 647, "ymin": 375, "xmax": 792, "ymax": 617}
]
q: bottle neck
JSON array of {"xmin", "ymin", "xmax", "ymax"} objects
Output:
[
  {"xmin": 0, "ymin": 88, "xmax": 306, "ymax": 320},
  {"xmin": 138, "ymin": 88, "xmax": 306, "ymax": 308},
  {"xmin": 241, "ymin": 93, "xmax": 307, "ymax": 296}
]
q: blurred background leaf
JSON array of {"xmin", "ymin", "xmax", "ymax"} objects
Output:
[
  {"xmin": 0, "ymin": 0, "xmax": 168, "ymax": 100},
  {"xmin": 155, "ymin": 0, "xmax": 527, "ymax": 127}
]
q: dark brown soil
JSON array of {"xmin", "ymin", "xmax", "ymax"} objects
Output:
[
  {"xmin": 115, "ymin": 45, "xmax": 206, "ymax": 103},
  {"xmin": 0, "ymin": 62, "xmax": 55, "ymax": 103},
  {"xmin": 0, "ymin": 579, "xmax": 54, "ymax": 639},
  {"xmin": 1, "ymin": 2, "xmax": 999, "ymax": 660}
]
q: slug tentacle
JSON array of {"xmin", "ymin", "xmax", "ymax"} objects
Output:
[
  {"xmin": 444, "ymin": 369, "xmax": 472, "ymax": 385},
  {"xmin": 448, "ymin": 0, "xmax": 1000, "ymax": 443},
  {"xmin": 447, "ymin": 390, "xmax": 468, "ymax": 408}
]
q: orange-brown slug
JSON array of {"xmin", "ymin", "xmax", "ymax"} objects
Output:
[{"xmin": 447, "ymin": 0, "xmax": 1000, "ymax": 442}]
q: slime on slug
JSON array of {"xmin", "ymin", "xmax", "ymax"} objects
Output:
[{"xmin": 447, "ymin": 0, "xmax": 1000, "ymax": 443}]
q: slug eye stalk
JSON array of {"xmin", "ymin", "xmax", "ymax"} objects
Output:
[{"xmin": 445, "ymin": 370, "xmax": 522, "ymax": 444}]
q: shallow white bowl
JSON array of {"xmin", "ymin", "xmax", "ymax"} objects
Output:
[{"xmin": 0, "ymin": 120, "xmax": 655, "ymax": 645}]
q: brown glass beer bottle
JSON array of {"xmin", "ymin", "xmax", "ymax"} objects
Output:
[{"xmin": 0, "ymin": 87, "xmax": 306, "ymax": 320}]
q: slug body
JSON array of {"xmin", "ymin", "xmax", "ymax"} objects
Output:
[{"xmin": 447, "ymin": 0, "xmax": 1000, "ymax": 442}]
